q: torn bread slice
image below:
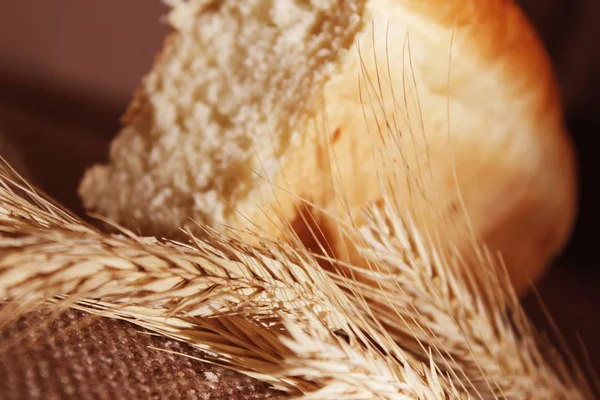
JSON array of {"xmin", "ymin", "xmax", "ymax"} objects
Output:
[{"xmin": 79, "ymin": 0, "xmax": 576, "ymax": 293}]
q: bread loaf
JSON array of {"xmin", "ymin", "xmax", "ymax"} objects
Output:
[{"xmin": 79, "ymin": 0, "xmax": 576, "ymax": 293}]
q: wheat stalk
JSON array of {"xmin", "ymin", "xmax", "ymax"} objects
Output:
[
  {"xmin": 329, "ymin": 195, "xmax": 587, "ymax": 399},
  {"xmin": 0, "ymin": 150, "xmax": 593, "ymax": 399},
  {"xmin": 0, "ymin": 162, "xmax": 466, "ymax": 399}
]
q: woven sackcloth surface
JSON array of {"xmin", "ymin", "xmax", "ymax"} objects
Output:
[{"xmin": 0, "ymin": 309, "xmax": 282, "ymax": 400}]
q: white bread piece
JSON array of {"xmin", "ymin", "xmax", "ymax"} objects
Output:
[{"xmin": 79, "ymin": 0, "xmax": 576, "ymax": 293}]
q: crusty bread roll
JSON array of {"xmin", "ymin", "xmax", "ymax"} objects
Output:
[{"xmin": 79, "ymin": 0, "xmax": 576, "ymax": 293}]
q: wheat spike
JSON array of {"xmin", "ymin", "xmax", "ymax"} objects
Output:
[
  {"xmin": 0, "ymin": 152, "xmax": 594, "ymax": 399},
  {"xmin": 0, "ymin": 162, "xmax": 467, "ymax": 399},
  {"xmin": 334, "ymin": 195, "xmax": 588, "ymax": 399}
]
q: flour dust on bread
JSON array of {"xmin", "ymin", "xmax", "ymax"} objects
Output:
[{"xmin": 79, "ymin": 0, "xmax": 577, "ymax": 293}]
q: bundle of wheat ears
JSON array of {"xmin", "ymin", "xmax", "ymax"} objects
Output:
[{"xmin": 0, "ymin": 1, "xmax": 597, "ymax": 399}]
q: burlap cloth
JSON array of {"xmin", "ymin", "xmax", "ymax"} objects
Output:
[{"xmin": 0, "ymin": 310, "xmax": 282, "ymax": 400}]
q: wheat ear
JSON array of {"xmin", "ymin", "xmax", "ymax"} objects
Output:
[
  {"xmin": 329, "ymin": 193, "xmax": 588, "ymax": 400},
  {"xmin": 0, "ymin": 161, "xmax": 467, "ymax": 399}
]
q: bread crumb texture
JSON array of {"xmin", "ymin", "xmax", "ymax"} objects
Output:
[{"xmin": 79, "ymin": 0, "xmax": 364, "ymax": 236}]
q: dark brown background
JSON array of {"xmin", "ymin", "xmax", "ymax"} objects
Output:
[{"xmin": 0, "ymin": 0, "xmax": 599, "ymax": 395}]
